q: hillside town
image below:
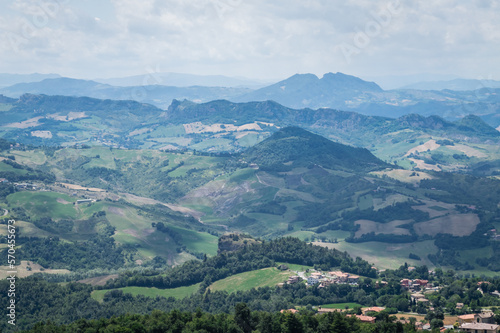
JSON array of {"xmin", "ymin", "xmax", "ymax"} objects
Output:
[{"xmin": 278, "ymin": 266, "xmax": 500, "ymax": 332}]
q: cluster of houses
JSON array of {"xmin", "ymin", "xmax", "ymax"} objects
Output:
[
  {"xmin": 283, "ymin": 270, "xmax": 361, "ymax": 288},
  {"xmin": 457, "ymin": 312, "xmax": 498, "ymax": 333},
  {"xmin": 281, "ymin": 306, "xmax": 385, "ymax": 324},
  {"xmin": 281, "ymin": 306, "xmax": 500, "ymax": 332},
  {"xmin": 0, "ymin": 178, "xmax": 40, "ymax": 190}
]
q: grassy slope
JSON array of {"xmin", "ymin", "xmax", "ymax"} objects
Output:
[
  {"xmin": 209, "ymin": 267, "xmax": 295, "ymax": 294},
  {"xmin": 91, "ymin": 283, "xmax": 201, "ymax": 302}
]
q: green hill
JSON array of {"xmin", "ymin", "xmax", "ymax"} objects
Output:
[{"xmin": 242, "ymin": 127, "xmax": 389, "ymax": 172}]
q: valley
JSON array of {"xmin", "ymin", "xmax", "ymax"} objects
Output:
[{"xmin": 0, "ymin": 76, "xmax": 500, "ymax": 332}]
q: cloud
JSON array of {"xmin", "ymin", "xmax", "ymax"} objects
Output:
[{"xmin": 0, "ymin": 0, "xmax": 499, "ymax": 81}]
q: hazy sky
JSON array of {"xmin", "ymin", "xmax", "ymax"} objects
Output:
[{"xmin": 0, "ymin": 0, "xmax": 499, "ymax": 83}]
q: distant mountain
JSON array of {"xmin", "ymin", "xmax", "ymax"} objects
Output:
[
  {"xmin": 0, "ymin": 95, "xmax": 16, "ymax": 103},
  {"xmin": 242, "ymin": 127, "xmax": 389, "ymax": 172},
  {"xmin": 95, "ymin": 72, "xmax": 269, "ymax": 88},
  {"xmin": 167, "ymin": 99, "xmax": 499, "ymax": 141},
  {"xmin": 235, "ymin": 72, "xmax": 383, "ymax": 109},
  {"xmin": 455, "ymin": 115, "xmax": 500, "ymax": 136},
  {"xmin": 0, "ymin": 78, "xmax": 251, "ymax": 109},
  {"xmin": 232, "ymin": 72, "xmax": 500, "ymax": 124},
  {"xmin": 0, "ymin": 73, "xmax": 61, "ymax": 88},
  {"xmin": 0, "ymin": 78, "xmax": 112, "ymax": 97},
  {"xmin": 402, "ymin": 79, "xmax": 500, "ymax": 91}
]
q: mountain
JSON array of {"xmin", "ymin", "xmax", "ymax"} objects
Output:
[
  {"xmin": 402, "ymin": 78, "xmax": 500, "ymax": 91},
  {"xmin": 167, "ymin": 99, "xmax": 499, "ymax": 141},
  {"xmin": 1, "ymin": 94, "xmax": 499, "ymax": 176},
  {"xmin": 455, "ymin": 114, "xmax": 500, "ymax": 136},
  {"xmin": 235, "ymin": 72, "xmax": 383, "ymax": 109},
  {"xmin": 0, "ymin": 78, "xmax": 112, "ymax": 97},
  {"xmin": 95, "ymin": 72, "xmax": 269, "ymax": 88},
  {"xmin": 0, "ymin": 95, "xmax": 15, "ymax": 103},
  {"xmin": 0, "ymin": 78, "xmax": 251, "ymax": 109},
  {"xmin": 242, "ymin": 127, "xmax": 389, "ymax": 172},
  {"xmin": 0, "ymin": 73, "xmax": 61, "ymax": 88},
  {"xmin": 232, "ymin": 72, "xmax": 500, "ymax": 123}
]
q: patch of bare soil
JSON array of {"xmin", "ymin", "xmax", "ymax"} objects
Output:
[{"xmin": 78, "ymin": 274, "xmax": 119, "ymax": 286}]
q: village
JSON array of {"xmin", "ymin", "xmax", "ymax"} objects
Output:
[{"xmin": 278, "ymin": 266, "xmax": 500, "ymax": 332}]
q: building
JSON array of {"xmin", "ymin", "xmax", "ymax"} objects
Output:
[
  {"xmin": 411, "ymin": 293, "xmax": 425, "ymax": 302},
  {"xmin": 307, "ymin": 276, "xmax": 319, "ymax": 285},
  {"xmin": 400, "ymin": 279, "xmax": 411, "ymax": 289},
  {"xmin": 329, "ymin": 271, "xmax": 349, "ymax": 282},
  {"xmin": 280, "ymin": 309, "xmax": 298, "ymax": 314},
  {"xmin": 459, "ymin": 323, "xmax": 499, "ymax": 333},
  {"xmin": 458, "ymin": 313, "xmax": 496, "ymax": 325},
  {"xmin": 347, "ymin": 314, "xmax": 376, "ymax": 323},
  {"xmin": 287, "ymin": 276, "xmax": 300, "ymax": 284},
  {"xmin": 348, "ymin": 275, "xmax": 360, "ymax": 283},
  {"xmin": 477, "ymin": 312, "xmax": 496, "ymax": 324},
  {"xmin": 458, "ymin": 314, "xmax": 476, "ymax": 324},
  {"xmin": 363, "ymin": 307, "xmax": 385, "ymax": 315},
  {"xmin": 310, "ymin": 272, "xmax": 324, "ymax": 279},
  {"xmin": 317, "ymin": 308, "xmax": 341, "ymax": 315}
]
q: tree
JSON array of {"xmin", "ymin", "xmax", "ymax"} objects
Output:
[{"xmin": 234, "ymin": 303, "xmax": 252, "ymax": 333}]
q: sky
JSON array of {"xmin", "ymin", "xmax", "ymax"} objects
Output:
[{"xmin": 0, "ymin": 0, "xmax": 499, "ymax": 85}]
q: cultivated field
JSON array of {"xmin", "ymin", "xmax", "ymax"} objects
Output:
[
  {"xmin": 0, "ymin": 261, "xmax": 70, "ymax": 279},
  {"xmin": 371, "ymin": 169, "xmax": 434, "ymax": 184},
  {"xmin": 314, "ymin": 240, "xmax": 438, "ymax": 270},
  {"xmin": 354, "ymin": 219, "xmax": 412, "ymax": 238},
  {"xmin": 413, "ymin": 213, "xmax": 479, "ymax": 237}
]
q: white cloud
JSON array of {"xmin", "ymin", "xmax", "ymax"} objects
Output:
[{"xmin": 0, "ymin": 0, "xmax": 499, "ymax": 81}]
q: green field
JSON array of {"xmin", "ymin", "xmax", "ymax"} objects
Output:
[
  {"xmin": 319, "ymin": 303, "xmax": 362, "ymax": 309},
  {"xmin": 314, "ymin": 240, "xmax": 437, "ymax": 270},
  {"xmin": 0, "ymin": 161, "xmax": 28, "ymax": 174},
  {"xmin": 170, "ymin": 226, "xmax": 218, "ymax": 256},
  {"xmin": 7, "ymin": 191, "xmax": 78, "ymax": 220},
  {"xmin": 91, "ymin": 283, "xmax": 201, "ymax": 302},
  {"xmin": 276, "ymin": 262, "xmax": 314, "ymax": 272},
  {"xmin": 209, "ymin": 267, "xmax": 295, "ymax": 294}
]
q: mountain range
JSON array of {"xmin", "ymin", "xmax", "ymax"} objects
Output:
[{"xmin": 2, "ymin": 72, "xmax": 500, "ymax": 125}]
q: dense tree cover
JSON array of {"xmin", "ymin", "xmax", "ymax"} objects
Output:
[
  {"xmin": 23, "ymin": 307, "xmax": 420, "ymax": 333},
  {"xmin": 242, "ymin": 127, "xmax": 388, "ymax": 172},
  {"xmin": 14, "ymin": 224, "xmax": 128, "ymax": 270},
  {"xmin": 4, "ymin": 257, "xmax": 500, "ymax": 331},
  {"xmin": 0, "ymin": 159, "xmax": 56, "ymax": 183},
  {"xmin": 346, "ymin": 233, "xmax": 418, "ymax": 244},
  {"xmin": 420, "ymin": 172, "xmax": 500, "ymax": 210},
  {"xmin": 0, "ymin": 138, "xmax": 12, "ymax": 151},
  {"xmin": 428, "ymin": 249, "xmax": 475, "ymax": 271},
  {"xmin": 0, "ymin": 277, "xmax": 405, "ymax": 332},
  {"xmin": 250, "ymin": 201, "xmax": 287, "ymax": 215},
  {"xmin": 104, "ymin": 237, "xmax": 376, "ymax": 290},
  {"xmin": 33, "ymin": 217, "xmax": 74, "ymax": 234},
  {"xmin": 342, "ymin": 202, "xmax": 429, "ymax": 224}
]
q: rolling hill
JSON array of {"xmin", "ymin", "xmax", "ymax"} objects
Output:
[
  {"xmin": 242, "ymin": 126, "xmax": 389, "ymax": 172},
  {"xmin": 0, "ymin": 78, "xmax": 250, "ymax": 109}
]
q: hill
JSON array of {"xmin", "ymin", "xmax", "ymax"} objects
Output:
[
  {"xmin": 235, "ymin": 72, "xmax": 383, "ymax": 109},
  {"xmin": 242, "ymin": 127, "xmax": 388, "ymax": 172},
  {"xmin": 1, "ymin": 94, "xmax": 499, "ymax": 174},
  {"xmin": 0, "ymin": 78, "xmax": 250, "ymax": 109},
  {"xmin": 0, "ymin": 73, "xmax": 60, "ymax": 88},
  {"xmin": 3, "ymin": 72, "xmax": 500, "ymax": 124}
]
